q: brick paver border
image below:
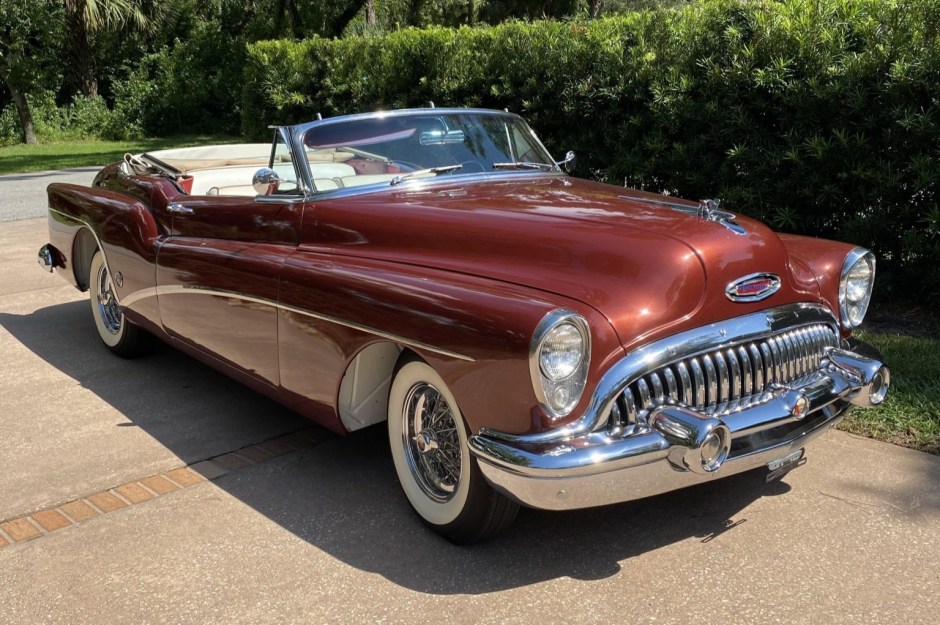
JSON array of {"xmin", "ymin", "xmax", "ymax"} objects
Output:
[{"xmin": 0, "ymin": 426, "xmax": 332, "ymax": 548}]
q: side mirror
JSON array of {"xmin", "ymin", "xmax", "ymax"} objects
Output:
[
  {"xmin": 556, "ymin": 150, "xmax": 577, "ymax": 173},
  {"xmin": 253, "ymin": 168, "xmax": 284, "ymax": 195}
]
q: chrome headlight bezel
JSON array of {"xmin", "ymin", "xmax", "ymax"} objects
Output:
[
  {"xmin": 839, "ymin": 248, "xmax": 876, "ymax": 329},
  {"xmin": 529, "ymin": 309, "xmax": 591, "ymax": 420}
]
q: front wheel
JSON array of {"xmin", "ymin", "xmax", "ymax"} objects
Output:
[
  {"xmin": 89, "ymin": 250, "xmax": 145, "ymax": 357},
  {"xmin": 388, "ymin": 358, "xmax": 519, "ymax": 544}
]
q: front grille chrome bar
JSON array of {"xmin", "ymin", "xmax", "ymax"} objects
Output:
[
  {"xmin": 607, "ymin": 322, "xmax": 839, "ymax": 435},
  {"xmin": 479, "ymin": 303, "xmax": 840, "ymax": 446}
]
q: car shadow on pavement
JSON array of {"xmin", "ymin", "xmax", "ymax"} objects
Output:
[
  {"xmin": 0, "ymin": 300, "xmax": 311, "ymax": 463},
  {"xmin": 218, "ymin": 424, "xmax": 789, "ymax": 594},
  {"xmin": 7, "ymin": 299, "xmax": 920, "ymax": 594}
]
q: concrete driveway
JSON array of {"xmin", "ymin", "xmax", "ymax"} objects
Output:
[
  {"xmin": 0, "ymin": 174, "xmax": 938, "ymax": 625},
  {"xmin": 0, "ymin": 167, "xmax": 98, "ymax": 222}
]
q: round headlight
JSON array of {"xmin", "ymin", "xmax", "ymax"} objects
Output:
[
  {"xmin": 530, "ymin": 310, "xmax": 591, "ymax": 419},
  {"xmin": 845, "ymin": 259, "xmax": 872, "ymax": 302},
  {"xmin": 839, "ymin": 249, "xmax": 875, "ymax": 328},
  {"xmin": 539, "ymin": 322, "xmax": 584, "ymax": 380}
]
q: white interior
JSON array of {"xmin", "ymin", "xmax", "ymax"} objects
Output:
[{"xmin": 135, "ymin": 144, "xmax": 399, "ymax": 196}]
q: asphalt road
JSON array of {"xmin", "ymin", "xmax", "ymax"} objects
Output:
[
  {"xmin": 0, "ymin": 167, "xmax": 97, "ymax": 223},
  {"xmin": 0, "ymin": 172, "xmax": 938, "ymax": 624}
]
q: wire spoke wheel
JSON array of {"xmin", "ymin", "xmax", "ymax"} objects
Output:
[
  {"xmin": 388, "ymin": 358, "xmax": 519, "ymax": 543},
  {"xmin": 95, "ymin": 261, "xmax": 122, "ymax": 334},
  {"xmin": 88, "ymin": 249, "xmax": 143, "ymax": 357},
  {"xmin": 402, "ymin": 382, "xmax": 462, "ymax": 502}
]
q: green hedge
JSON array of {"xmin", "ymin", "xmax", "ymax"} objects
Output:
[{"xmin": 244, "ymin": 0, "xmax": 940, "ymax": 306}]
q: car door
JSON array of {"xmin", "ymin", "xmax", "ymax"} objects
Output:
[{"xmin": 156, "ymin": 194, "xmax": 304, "ymax": 388}]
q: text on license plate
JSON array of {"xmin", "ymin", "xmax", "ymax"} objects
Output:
[{"xmin": 766, "ymin": 449, "xmax": 806, "ymax": 482}]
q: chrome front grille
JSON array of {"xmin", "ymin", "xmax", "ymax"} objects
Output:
[{"xmin": 607, "ymin": 323, "xmax": 839, "ymax": 435}]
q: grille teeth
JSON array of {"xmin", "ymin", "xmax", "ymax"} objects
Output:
[{"xmin": 607, "ymin": 323, "xmax": 838, "ymax": 435}]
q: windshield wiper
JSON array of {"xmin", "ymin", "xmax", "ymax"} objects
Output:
[
  {"xmin": 390, "ymin": 164, "xmax": 462, "ymax": 186},
  {"xmin": 491, "ymin": 161, "xmax": 554, "ymax": 171}
]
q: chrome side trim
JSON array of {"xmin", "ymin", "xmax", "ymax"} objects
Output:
[
  {"xmin": 50, "ymin": 208, "xmax": 472, "ymax": 362},
  {"xmin": 480, "ymin": 302, "xmax": 838, "ymax": 445},
  {"xmin": 49, "ymin": 207, "xmax": 121, "ymax": 306},
  {"xmin": 120, "ymin": 287, "xmax": 158, "ymax": 308},
  {"xmin": 140, "ymin": 284, "xmax": 474, "ymax": 362},
  {"xmin": 166, "ymin": 203, "xmax": 193, "ymax": 215},
  {"xmin": 280, "ymin": 300, "xmax": 475, "ymax": 362}
]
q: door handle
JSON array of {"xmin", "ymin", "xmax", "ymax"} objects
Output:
[{"xmin": 167, "ymin": 203, "xmax": 193, "ymax": 215}]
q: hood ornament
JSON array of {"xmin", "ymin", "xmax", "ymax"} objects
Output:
[
  {"xmin": 726, "ymin": 273, "xmax": 781, "ymax": 302},
  {"xmin": 697, "ymin": 199, "xmax": 746, "ymax": 236},
  {"xmin": 617, "ymin": 194, "xmax": 747, "ymax": 235}
]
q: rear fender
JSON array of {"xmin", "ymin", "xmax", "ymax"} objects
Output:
[{"xmin": 47, "ymin": 182, "xmax": 163, "ymax": 331}]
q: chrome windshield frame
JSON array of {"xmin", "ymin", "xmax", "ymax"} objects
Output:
[{"xmin": 283, "ymin": 108, "xmax": 561, "ymax": 197}]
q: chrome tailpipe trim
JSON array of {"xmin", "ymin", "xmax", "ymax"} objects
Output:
[
  {"xmin": 825, "ymin": 349, "xmax": 891, "ymax": 407},
  {"xmin": 649, "ymin": 406, "xmax": 731, "ymax": 474},
  {"xmin": 38, "ymin": 244, "xmax": 57, "ymax": 273}
]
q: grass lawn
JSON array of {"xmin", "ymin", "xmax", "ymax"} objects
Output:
[
  {"xmin": 839, "ymin": 330, "xmax": 940, "ymax": 455},
  {"xmin": 0, "ymin": 136, "xmax": 238, "ymax": 175}
]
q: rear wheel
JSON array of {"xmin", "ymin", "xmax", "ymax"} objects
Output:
[
  {"xmin": 388, "ymin": 358, "xmax": 519, "ymax": 544},
  {"xmin": 89, "ymin": 250, "xmax": 145, "ymax": 357}
]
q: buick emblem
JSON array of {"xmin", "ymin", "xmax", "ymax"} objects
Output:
[{"xmin": 726, "ymin": 273, "xmax": 781, "ymax": 302}]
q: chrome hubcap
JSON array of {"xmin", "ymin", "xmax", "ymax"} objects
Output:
[
  {"xmin": 95, "ymin": 263, "xmax": 122, "ymax": 334},
  {"xmin": 401, "ymin": 382, "xmax": 461, "ymax": 502}
]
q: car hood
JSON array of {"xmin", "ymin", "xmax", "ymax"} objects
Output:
[{"xmin": 313, "ymin": 175, "xmax": 822, "ymax": 350}]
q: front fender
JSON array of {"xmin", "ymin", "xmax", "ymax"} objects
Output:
[
  {"xmin": 778, "ymin": 233, "xmax": 856, "ymax": 337},
  {"xmin": 277, "ymin": 249, "xmax": 624, "ymax": 436}
]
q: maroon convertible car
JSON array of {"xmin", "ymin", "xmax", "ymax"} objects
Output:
[{"xmin": 39, "ymin": 108, "xmax": 889, "ymax": 542}]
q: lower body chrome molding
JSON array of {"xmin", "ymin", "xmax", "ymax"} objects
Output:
[{"xmin": 468, "ymin": 344, "xmax": 888, "ymax": 510}]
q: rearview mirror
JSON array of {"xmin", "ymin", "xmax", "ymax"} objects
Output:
[
  {"xmin": 253, "ymin": 168, "xmax": 284, "ymax": 195},
  {"xmin": 556, "ymin": 150, "xmax": 577, "ymax": 173},
  {"xmin": 419, "ymin": 130, "xmax": 466, "ymax": 145}
]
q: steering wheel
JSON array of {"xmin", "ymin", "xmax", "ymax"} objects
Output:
[{"xmin": 459, "ymin": 160, "xmax": 486, "ymax": 174}]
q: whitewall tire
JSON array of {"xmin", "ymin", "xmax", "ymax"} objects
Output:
[
  {"xmin": 88, "ymin": 250, "xmax": 144, "ymax": 357},
  {"xmin": 388, "ymin": 357, "xmax": 518, "ymax": 543}
]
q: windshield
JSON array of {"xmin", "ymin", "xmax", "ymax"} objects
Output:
[{"xmin": 299, "ymin": 112, "xmax": 557, "ymax": 192}]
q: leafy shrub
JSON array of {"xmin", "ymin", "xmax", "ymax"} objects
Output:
[
  {"xmin": 0, "ymin": 91, "xmax": 73, "ymax": 145},
  {"xmin": 243, "ymin": 0, "xmax": 940, "ymax": 307},
  {"xmin": 0, "ymin": 106, "xmax": 21, "ymax": 145},
  {"xmin": 125, "ymin": 23, "xmax": 246, "ymax": 136},
  {"xmin": 68, "ymin": 95, "xmax": 115, "ymax": 137}
]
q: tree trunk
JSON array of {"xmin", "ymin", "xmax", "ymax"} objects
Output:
[
  {"xmin": 65, "ymin": 0, "xmax": 97, "ymax": 97},
  {"xmin": 8, "ymin": 84, "xmax": 37, "ymax": 144},
  {"xmin": 590, "ymin": 0, "xmax": 604, "ymax": 19},
  {"xmin": 327, "ymin": 0, "xmax": 369, "ymax": 37},
  {"xmin": 366, "ymin": 0, "xmax": 376, "ymax": 28},
  {"xmin": 409, "ymin": 0, "xmax": 425, "ymax": 26}
]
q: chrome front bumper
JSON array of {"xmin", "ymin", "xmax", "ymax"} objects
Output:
[{"xmin": 469, "ymin": 346, "xmax": 889, "ymax": 511}]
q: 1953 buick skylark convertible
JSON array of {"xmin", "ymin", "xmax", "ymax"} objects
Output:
[{"xmin": 39, "ymin": 107, "xmax": 890, "ymax": 542}]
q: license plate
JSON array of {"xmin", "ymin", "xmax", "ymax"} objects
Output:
[{"xmin": 766, "ymin": 449, "xmax": 806, "ymax": 482}]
